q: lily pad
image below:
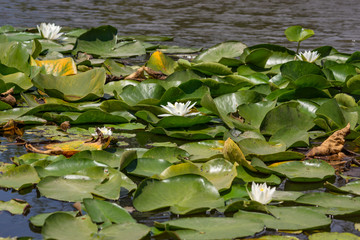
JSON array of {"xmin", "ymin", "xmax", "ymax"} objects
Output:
[
  {"xmin": 324, "ymin": 180, "xmax": 360, "ymax": 196},
  {"xmin": 260, "ymin": 102, "xmax": 315, "ymax": 135},
  {"xmin": 234, "ymin": 206, "xmax": 330, "ymax": 230},
  {"xmin": 284, "ymin": 26, "xmax": 314, "ymax": 42},
  {"xmin": 146, "ymin": 50, "xmax": 177, "ymax": 75},
  {"xmin": 30, "ymin": 211, "xmax": 78, "ymax": 227},
  {"xmin": 296, "ymin": 192, "xmax": 360, "ymax": 215},
  {"xmin": 193, "ymin": 41, "xmax": 247, "ymax": 63},
  {"xmin": 142, "ymin": 146, "xmax": 189, "ymax": 164},
  {"xmin": 98, "ymin": 222, "xmax": 150, "ymax": 240},
  {"xmin": 159, "ymin": 158, "xmax": 237, "ymax": 191},
  {"xmin": 266, "ymin": 159, "xmax": 335, "ymax": 182},
  {"xmin": 309, "ymin": 232, "xmax": 360, "ymax": 240},
  {"xmin": 155, "ymin": 217, "xmax": 264, "ymax": 240},
  {"xmin": 125, "ymin": 158, "xmax": 173, "ymax": 177},
  {"xmin": 83, "ymin": 198, "xmax": 135, "ymax": 227},
  {"xmin": 0, "ymin": 164, "xmax": 40, "ymax": 190},
  {"xmin": 133, "ymin": 174, "xmax": 224, "ymax": 214},
  {"xmin": 32, "ymin": 68, "xmax": 106, "ymax": 102},
  {"xmin": 179, "ymin": 140, "xmax": 224, "ymax": 161},
  {"xmin": 42, "ymin": 213, "xmax": 98, "ymax": 240},
  {"xmin": 0, "ymin": 199, "xmax": 29, "ymax": 215},
  {"xmin": 38, "ymin": 167, "xmax": 135, "ymax": 201}
]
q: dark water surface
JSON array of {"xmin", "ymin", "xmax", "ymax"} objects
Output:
[
  {"xmin": 1, "ymin": 1, "xmax": 360, "ymax": 238},
  {"xmin": 1, "ymin": 0, "xmax": 360, "ymax": 53}
]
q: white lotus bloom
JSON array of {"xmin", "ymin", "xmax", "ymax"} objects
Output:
[
  {"xmin": 159, "ymin": 101, "xmax": 200, "ymax": 117},
  {"xmin": 296, "ymin": 50, "xmax": 320, "ymax": 63},
  {"xmin": 37, "ymin": 23, "xmax": 63, "ymax": 40},
  {"xmin": 248, "ymin": 182, "xmax": 276, "ymax": 205},
  {"xmin": 92, "ymin": 127, "xmax": 112, "ymax": 138}
]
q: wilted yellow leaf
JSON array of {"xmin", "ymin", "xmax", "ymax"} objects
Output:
[
  {"xmin": 146, "ymin": 50, "xmax": 177, "ymax": 75},
  {"xmin": 223, "ymin": 137, "xmax": 257, "ymax": 172},
  {"xmin": 35, "ymin": 57, "xmax": 77, "ymax": 76}
]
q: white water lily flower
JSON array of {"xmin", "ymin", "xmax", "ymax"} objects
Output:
[
  {"xmin": 92, "ymin": 127, "xmax": 112, "ymax": 138},
  {"xmin": 248, "ymin": 182, "xmax": 276, "ymax": 205},
  {"xmin": 37, "ymin": 23, "xmax": 63, "ymax": 40},
  {"xmin": 296, "ymin": 50, "xmax": 320, "ymax": 63},
  {"xmin": 159, "ymin": 101, "xmax": 200, "ymax": 117}
]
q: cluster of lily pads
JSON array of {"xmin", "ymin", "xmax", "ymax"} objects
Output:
[{"xmin": 1, "ymin": 23, "xmax": 360, "ymax": 239}]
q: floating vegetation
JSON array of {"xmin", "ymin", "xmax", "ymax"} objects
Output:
[{"xmin": 1, "ymin": 24, "xmax": 360, "ymax": 239}]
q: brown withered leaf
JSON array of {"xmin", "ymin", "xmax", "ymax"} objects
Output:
[
  {"xmin": 124, "ymin": 66, "xmax": 146, "ymax": 81},
  {"xmin": 0, "ymin": 87, "xmax": 16, "ymax": 106},
  {"xmin": 306, "ymin": 123, "xmax": 350, "ymax": 157},
  {"xmin": 59, "ymin": 121, "xmax": 71, "ymax": 132},
  {"xmin": 73, "ymin": 202, "xmax": 82, "ymax": 215},
  {"xmin": 105, "ymin": 74, "xmax": 124, "ymax": 83},
  {"xmin": 25, "ymin": 128, "xmax": 111, "ymax": 157},
  {"xmin": 0, "ymin": 120, "xmax": 24, "ymax": 137},
  {"xmin": 144, "ymin": 66, "xmax": 167, "ymax": 80}
]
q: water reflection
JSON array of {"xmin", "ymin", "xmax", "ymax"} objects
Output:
[{"xmin": 1, "ymin": 0, "xmax": 360, "ymax": 52}]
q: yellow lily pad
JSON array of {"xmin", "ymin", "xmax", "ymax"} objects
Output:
[{"xmin": 35, "ymin": 57, "xmax": 77, "ymax": 76}]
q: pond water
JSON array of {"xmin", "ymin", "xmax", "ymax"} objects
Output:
[
  {"xmin": 1, "ymin": 1, "xmax": 360, "ymax": 239},
  {"xmin": 1, "ymin": 0, "xmax": 360, "ymax": 53}
]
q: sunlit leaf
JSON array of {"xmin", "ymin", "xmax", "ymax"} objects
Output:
[{"xmin": 35, "ymin": 57, "xmax": 77, "ymax": 76}]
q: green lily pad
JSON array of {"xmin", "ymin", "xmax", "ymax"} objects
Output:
[
  {"xmin": 149, "ymin": 125, "xmax": 226, "ymax": 140},
  {"xmin": 266, "ymin": 159, "xmax": 335, "ymax": 182},
  {"xmin": 296, "ymin": 192, "xmax": 360, "ymax": 215},
  {"xmin": 236, "ymin": 165, "xmax": 281, "ymax": 185},
  {"xmin": 35, "ymin": 158, "xmax": 107, "ymax": 178},
  {"xmin": 238, "ymin": 138, "xmax": 286, "ymax": 156},
  {"xmin": 159, "ymin": 158, "xmax": 237, "ymax": 191},
  {"xmin": 125, "ymin": 158, "xmax": 173, "ymax": 177},
  {"xmin": 324, "ymin": 181, "xmax": 360, "ymax": 196},
  {"xmin": 155, "ymin": 217, "xmax": 264, "ymax": 240},
  {"xmin": 260, "ymin": 102, "xmax": 315, "ymax": 135},
  {"xmin": 237, "ymin": 100, "xmax": 276, "ymax": 129},
  {"xmin": 285, "ymin": 26, "xmax": 314, "ymax": 42},
  {"xmin": 30, "ymin": 211, "xmax": 78, "ymax": 227},
  {"xmin": 142, "ymin": 146, "xmax": 190, "ymax": 163},
  {"xmin": 316, "ymin": 98, "xmax": 347, "ymax": 129},
  {"xmin": 234, "ymin": 206, "xmax": 330, "ymax": 230},
  {"xmin": 179, "ymin": 140, "xmax": 224, "ymax": 161},
  {"xmin": 346, "ymin": 74, "xmax": 360, "ymax": 95},
  {"xmin": 71, "ymin": 150, "xmax": 122, "ymax": 168},
  {"xmin": 157, "ymin": 115, "xmax": 212, "ymax": 128},
  {"xmin": 269, "ymin": 127, "xmax": 309, "ymax": 148},
  {"xmin": 38, "ymin": 167, "xmax": 135, "ymax": 202},
  {"xmin": 42, "ymin": 213, "xmax": 98, "ymax": 240},
  {"xmin": 0, "ymin": 72, "xmax": 33, "ymax": 92},
  {"xmin": 0, "ymin": 41, "xmax": 30, "ymax": 75},
  {"xmin": 32, "ymin": 68, "xmax": 106, "ymax": 102},
  {"xmin": 83, "ymin": 198, "xmax": 135, "ymax": 227},
  {"xmin": 73, "ymin": 25, "xmax": 145, "ymax": 58},
  {"xmin": 119, "ymin": 82, "xmax": 165, "ymax": 106},
  {"xmin": 133, "ymin": 174, "xmax": 224, "ymax": 214},
  {"xmin": 309, "ymin": 232, "xmax": 360, "ymax": 240},
  {"xmin": 191, "ymin": 62, "xmax": 233, "ymax": 75},
  {"xmin": 0, "ymin": 199, "xmax": 29, "ymax": 215},
  {"xmin": 280, "ymin": 61, "xmax": 322, "ymax": 81},
  {"xmin": 193, "ymin": 41, "xmax": 247, "ymax": 63},
  {"xmin": 99, "ymin": 222, "xmax": 150, "ymax": 240},
  {"xmin": 248, "ymin": 151, "xmax": 305, "ymax": 162},
  {"xmin": 0, "ymin": 164, "xmax": 40, "ymax": 190}
]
